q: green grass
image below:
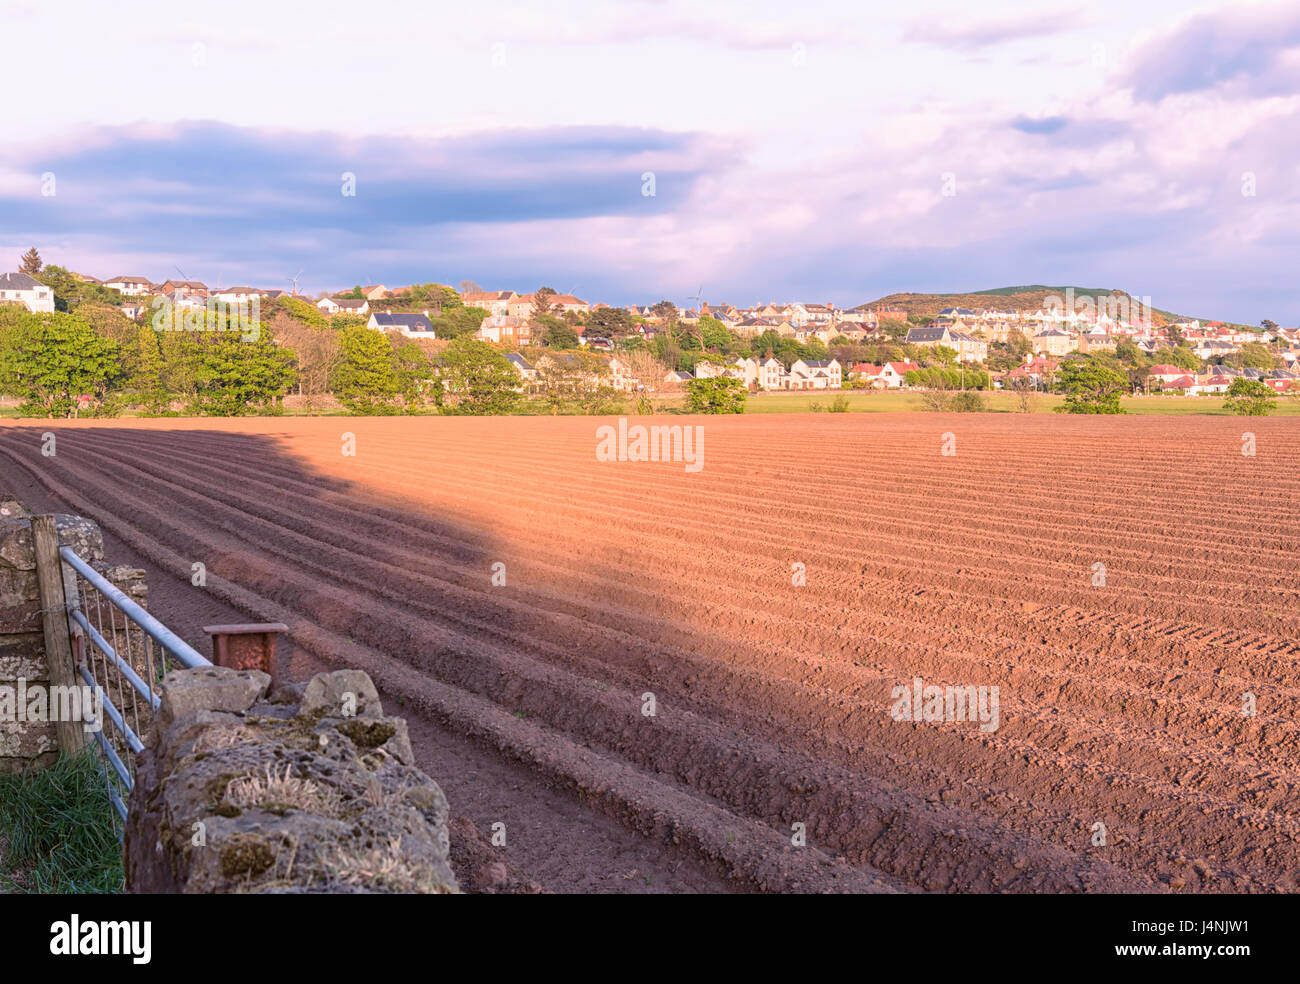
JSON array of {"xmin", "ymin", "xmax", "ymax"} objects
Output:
[
  {"xmin": 0, "ymin": 752, "xmax": 123, "ymax": 893},
  {"xmin": 732, "ymin": 390, "xmax": 1300, "ymax": 415}
]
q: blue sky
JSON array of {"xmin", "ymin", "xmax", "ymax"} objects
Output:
[{"xmin": 2, "ymin": 0, "xmax": 1298, "ymax": 323}]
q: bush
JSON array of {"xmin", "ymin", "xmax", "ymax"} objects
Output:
[
  {"xmin": 828, "ymin": 395, "xmax": 851, "ymax": 412},
  {"xmin": 686, "ymin": 377, "xmax": 746, "ymax": 413},
  {"xmin": 1223, "ymin": 378, "xmax": 1277, "ymax": 416},
  {"xmin": 949, "ymin": 391, "xmax": 986, "ymax": 412}
]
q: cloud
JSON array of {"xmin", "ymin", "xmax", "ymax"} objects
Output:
[
  {"xmin": 903, "ymin": 8, "xmax": 1088, "ymax": 51},
  {"xmin": 1010, "ymin": 115, "xmax": 1069, "ymax": 134},
  {"xmin": 1125, "ymin": 4, "xmax": 1300, "ymax": 101}
]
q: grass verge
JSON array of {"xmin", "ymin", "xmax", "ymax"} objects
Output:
[{"xmin": 0, "ymin": 752, "xmax": 123, "ymax": 893}]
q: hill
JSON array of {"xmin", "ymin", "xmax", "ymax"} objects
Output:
[{"xmin": 851, "ymin": 286, "xmax": 1248, "ymax": 329}]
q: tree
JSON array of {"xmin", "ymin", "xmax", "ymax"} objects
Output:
[
  {"xmin": 1230, "ymin": 341, "xmax": 1277, "ymax": 371},
  {"xmin": 34, "ymin": 265, "xmax": 126, "ymax": 312},
  {"xmin": 392, "ymin": 340, "xmax": 434, "ymax": 410},
  {"xmin": 458, "ymin": 280, "xmax": 483, "ymax": 296},
  {"xmin": 273, "ymin": 313, "xmax": 342, "ymax": 401},
  {"xmin": 538, "ymin": 317, "xmax": 578, "ymax": 348},
  {"xmin": 334, "ymin": 323, "xmax": 403, "ymax": 413},
  {"xmin": 190, "ymin": 330, "xmax": 296, "ymax": 416},
  {"xmin": 584, "ymin": 306, "xmax": 636, "ymax": 343},
  {"xmin": 1005, "ymin": 374, "xmax": 1038, "ymax": 413},
  {"xmin": 651, "ymin": 300, "xmax": 678, "ymax": 322},
  {"xmin": 686, "ymin": 377, "xmax": 746, "ymax": 413},
  {"xmin": 1160, "ymin": 345, "xmax": 1200, "ymax": 371},
  {"xmin": 0, "ymin": 311, "xmax": 123, "ymax": 416},
  {"xmin": 19, "ymin": 248, "xmax": 42, "ymax": 275},
  {"xmin": 1055, "ymin": 358, "xmax": 1128, "ymax": 414},
  {"xmin": 533, "ymin": 287, "xmax": 558, "ymax": 319},
  {"xmin": 1165, "ymin": 323, "xmax": 1186, "ymax": 347},
  {"xmin": 129, "ymin": 322, "xmax": 169, "ymax": 412},
  {"xmin": 438, "ymin": 337, "xmax": 522, "ymax": 415},
  {"xmin": 1223, "ymin": 377, "xmax": 1276, "ymax": 416}
]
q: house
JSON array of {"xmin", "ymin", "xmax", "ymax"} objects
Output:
[
  {"xmin": 360, "ymin": 285, "xmax": 389, "ymax": 301},
  {"xmin": 906, "ymin": 324, "xmax": 952, "ymax": 348},
  {"xmin": 789, "ymin": 358, "xmax": 842, "ymax": 390},
  {"xmin": 210, "ymin": 287, "xmax": 263, "ymax": 305},
  {"xmin": 368, "ymin": 311, "xmax": 435, "ymax": 337},
  {"xmin": 103, "ymin": 275, "xmax": 153, "ymax": 296},
  {"xmin": 789, "ymin": 302, "xmax": 835, "ymax": 326},
  {"xmin": 155, "ymin": 280, "xmax": 208, "ymax": 296},
  {"xmin": 477, "ymin": 314, "xmax": 532, "ymax": 345},
  {"xmin": 318, "ymin": 296, "xmax": 370, "ymax": 316},
  {"xmin": 1032, "ymin": 329, "xmax": 1077, "ymax": 357},
  {"xmin": 1005, "ymin": 357, "xmax": 1059, "ymax": 387},
  {"xmin": 504, "ymin": 353, "xmax": 536, "ymax": 382},
  {"xmin": 507, "ymin": 292, "xmax": 591, "ymax": 319},
  {"xmin": 1147, "ymin": 364, "xmax": 1193, "ymax": 386},
  {"xmin": 949, "ymin": 330, "xmax": 988, "ymax": 363},
  {"xmin": 852, "ymin": 361, "xmax": 919, "ymax": 388},
  {"xmin": 1079, "ymin": 332, "xmax": 1117, "ymax": 353},
  {"xmin": 664, "ymin": 370, "xmax": 694, "ymax": 385},
  {"xmin": 0, "ymin": 272, "xmax": 55, "ymax": 313},
  {"xmin": 462, "ymin": 290, "xmax": 518, "ymax": 316},
  {"xmin": 607, "ymin": 356, "xmax": 639, "ymax": 391},
  {"xmin": 754, "ymin": 357, "xmax": 787, "ymax": 390}
]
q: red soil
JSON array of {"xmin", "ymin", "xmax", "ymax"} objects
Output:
[{"xmin": 2, "ymin": 413, "xmax": 1297, "ymax": 893}]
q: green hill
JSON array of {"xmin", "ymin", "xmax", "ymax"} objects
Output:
[{"xmin": 852, "ymin": 286, "xmax": 1249, "ymax": 329}]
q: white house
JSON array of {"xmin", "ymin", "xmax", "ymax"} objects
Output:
[
  {"xmin": 754, "ymin": 357, "xmax": 787, "ymax": 390},
  {"xmin": 317, "ymin": 297, "xmax": 341, "ymax": 314},
  {"xmin": 789, "ymin": 358, "xmax": 842, "ymax": 390},
  {"xmin": 103, "ymin": 275, "xmax": 153, "ymax": 296},
  {"xmin": 368, "ymin": 311, "xmax": 435, "ymax": 337},
  {"xmin": 0, "ymin": 272, "xmax": 55, "ymax": 313}
]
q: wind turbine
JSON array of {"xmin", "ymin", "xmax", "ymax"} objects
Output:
[{"xmin": 287, "ymin": 270, "xmax": 303, "ymax": 297}]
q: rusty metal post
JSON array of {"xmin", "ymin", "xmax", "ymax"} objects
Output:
[{"xmin": 202, "ymin": 623, "xmax": 288, "ymax": 689}]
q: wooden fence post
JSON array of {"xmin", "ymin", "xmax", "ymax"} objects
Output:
[{"xmin": 32, "ymin": 515, "xmax": 85, "ymax": 756}]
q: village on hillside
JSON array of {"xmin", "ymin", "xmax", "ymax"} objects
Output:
[{"xmin": 2, "ymin": 263, "xmax": 1298, "ymax": 406}]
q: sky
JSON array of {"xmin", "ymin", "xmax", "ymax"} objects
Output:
[{"xmin": 2, "ymin": 0, "xmax": 1298, "ymax": 323}]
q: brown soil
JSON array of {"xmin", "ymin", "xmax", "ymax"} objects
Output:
[{"xmin": 2, "ymin": 413, "xmax": 1297, "ymax": 893}]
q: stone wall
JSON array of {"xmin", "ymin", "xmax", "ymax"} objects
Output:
[
  {"xmin": 124, "ymin": 666, "xmax": 460, "ymax": 893},
  {"xmin": 0, "ymin": 495, "xmax": 142, "ymax": 773},
  {"xmin": 0, "ymin": 495, "xmax": 54, "ymax": 771}
]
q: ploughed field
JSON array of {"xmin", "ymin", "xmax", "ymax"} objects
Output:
[{"xmin": 2, "ymin": 414, "xmax": 1297, "ymax": 893}]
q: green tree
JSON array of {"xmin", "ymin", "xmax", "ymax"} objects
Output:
[
  {"xmin": 651, "ymin": 300, "xmax": 678, "ymax": 321},
  {"xmin": 439, "ymin": 337, "xmax": 522, "ymax": 415},
  {"xmin": 334, "ymin": 323, "xmax": 403, "ymax": 413},
  {"xmin": 0, "ymin": 311, "xmax": 123, "ymax": 416},
  {"xmin": 1222, "ymin": 377, "xmax": 1277, "ymax": 416},
  {"xmin": 1230, "ymin": 341, "xmax": 1277, "ymax": 371},
  {"xmin": 129, "ymin": 322, "xmax": 169, "ymax": 412},
  {"xmin": 190, "ymin": 330, "xmax": 296, "ymax": 416},
  {"xmin": 686, "ymin": 377, "xmax": 746, "ymax": 413},
  {"xmin": 1055, "ymin": 358, "xmax": 1128, "ymax": 414},
  {"xmin": 267, "ymin": 295, "xmax": 329, "ymax": 329},
  {"xmin": 19, "ymin": 248, "xmax": 42, "ymax": 275},
  {"xmin": 35, "ymin": 265, "xmax": 125, "ymax": 312},
  {"xmin": 539, "ymin": 317, "xmax": 579, "ymax": 348}
]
